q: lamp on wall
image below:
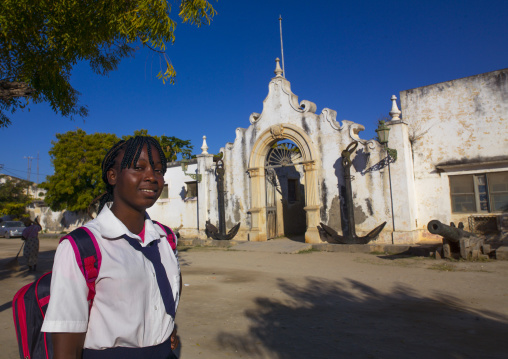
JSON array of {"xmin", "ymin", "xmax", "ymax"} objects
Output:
[
  {"xmin": 376, "ymin": 120, "xmax": 390, "ymax": 145},
  {"xmin": 180, "ymin": 158, "xmax": 201, "ymax": 182},
  {"xmin": 375, "ymin": 120, "xmax": 397, "ymax": 160}
]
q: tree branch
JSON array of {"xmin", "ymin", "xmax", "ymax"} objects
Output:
[
  {"xmin": 0, "ymin": 81, "xmax": 34, "ymax": 101},
  {"xmin": 143, "ymin": 42, "xmax": 166, "ymax": 54}
]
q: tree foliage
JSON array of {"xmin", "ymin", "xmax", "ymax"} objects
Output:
[
  {"xmin": 40, "ymin": 129, "xmax": 120, "ymax": 212},
  {"xmin": 160, "ymin": 135, "xmax": 193, "ymax": 161},
  {"xmin": 0, "ymin": 175, "xmax": 32, "ymax": 217},
  {"xmin": 0, "ymin": 0, "xmax": 216, "ymax": 127},
  {"xmin": 122, "ymin": 129, "xmax": 193, "ymax": 161}
]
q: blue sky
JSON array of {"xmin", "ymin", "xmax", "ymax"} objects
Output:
[{"xmin": 1, "ymin": 0, "xmax": 507, "ymax": 183}]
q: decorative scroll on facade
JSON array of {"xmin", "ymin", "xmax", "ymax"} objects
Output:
[{"xmin": 270, "ymin": 124, "xmax": 285, "ymax": 140}]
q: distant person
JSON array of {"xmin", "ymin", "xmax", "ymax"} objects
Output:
[
  {"xmin": 22, "ymin": 217, "xmax": 42, "ymax": 272},
  {"xmin": 41, "ymin": 136, "xmax": 181, "ymax": 359}
]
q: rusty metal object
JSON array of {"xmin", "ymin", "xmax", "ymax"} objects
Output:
[
  {"xmin": 428, "ymin": 220, "xmax": 474, "ymax": 242},
  {"xmin": 427, "ymin": 220, "xmax": 491, "ymax": 260},
  {"xmin": 318, "ymin": 141, "xmax": 386, "ymax": 244},
  {"xmin": 206, "ymin": 159, "xmax": 240, "ymax": 241},
  {"xmin": 205, "ymin": 220, "xmax": 240, "ymax": 241}
]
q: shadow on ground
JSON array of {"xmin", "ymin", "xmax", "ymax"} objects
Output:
[
  {"xmin": 284, "ymin": 234, "xmax": 305, "ymax": 243},
  {"xmin": 0, "ymin": 249, "xmax": 56, "ymax": 313},
  {"xmin": 0, "ymin": 249, "xmax": 56, "ymax": 280},
  {"xmin": 217, "ymin": 277, "xmax": 508, "ymax": 359}
]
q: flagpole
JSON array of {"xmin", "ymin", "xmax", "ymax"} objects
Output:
[{"xmin": 279, "ymin": 15, "xmax": 285, "ymax": 78}]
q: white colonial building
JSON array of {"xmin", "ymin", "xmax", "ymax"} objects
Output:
[{"xmin": 147, "ymin": 62, "xmax": 507, "ymax": 244}]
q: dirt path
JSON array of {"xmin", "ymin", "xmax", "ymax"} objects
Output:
[
  {"xmin": 0, "ymin": 237, "xmax": 60, "ymax": 359},
  {"xmin": 1, "ymin": 239, "xmax": 508, "ymax": 358}
]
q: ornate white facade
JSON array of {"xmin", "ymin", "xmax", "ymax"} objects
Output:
[{"xmin": 148, "ymin": 64, "xmax": 508, "ymax": 244}]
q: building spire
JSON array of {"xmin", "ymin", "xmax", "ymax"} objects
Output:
[
  {"xmin": 201, "ymin": 136, "xmax": 209, "ymax": 154},
  {"xmin": 274, "ymin": 58, "xmax": 283, "ymax": 77},
  {"xmin": 389, "ymin": 95, "xmax": 401, "ymax": 120}
]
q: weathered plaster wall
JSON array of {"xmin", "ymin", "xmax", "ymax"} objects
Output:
[
  {"xmin": 400, "ymin": 69, "xmax": 508, "ymax": 232},
  {"xmin": 27, "ymin": 206, "xmax": 88, "ymax": 233},
  {"xmin": 147, "ymin": 163, "xmax": 200, "ymax": 237},
  {"xmin": 207, "ymin": 164, "xmax": 220, "ymax": 236},
  {"xmin": 315, "ymin": 116, "xmax": 393, "ymax": 243}
]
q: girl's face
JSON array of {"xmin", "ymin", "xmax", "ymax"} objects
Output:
[{"xmin": 107, "ymin": 144, "xmax": 164, "ymax": 215}]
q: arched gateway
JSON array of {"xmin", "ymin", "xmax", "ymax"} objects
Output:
[{"xmin": 247, "ymin": 124, "xmax": 321, "ymax": 243}]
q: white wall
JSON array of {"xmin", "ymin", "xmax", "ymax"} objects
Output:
[
  {"xmin": 400, "ymin": 69, "xmax": 508, "ymax": 233},
  {"xmin": 27, "ymin": 205, "xmax": 88, "ymax": 233},
  {"xmin": 147, "ymin": 163, "xmax": 201, "ymax": 237}
]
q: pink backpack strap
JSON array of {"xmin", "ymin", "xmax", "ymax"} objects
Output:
[
  {"xmin": 60, "ymin": 227, "xmax": 101, "ymax": 310},
  {"xmin": 152, "ymin": 221, "xmax": 177, "ymax": 251}
]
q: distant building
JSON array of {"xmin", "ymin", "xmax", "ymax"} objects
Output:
[
  {"xmin": 0, "ymin": 174, "xmax": 45, "ymax": 199},
  {"xmin": 0, "ymin": 173, "xmax": 88, "ymax": 231}
]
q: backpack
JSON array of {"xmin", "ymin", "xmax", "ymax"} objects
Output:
[{"xmin": 12, "ymin": 222, "xmax": 176, "ymax": 359}]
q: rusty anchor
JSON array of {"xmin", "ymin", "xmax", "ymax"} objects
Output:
[
  {"xmin": 318, "ymin": 141, "xmax": 386, "ymax": 244},
  {"xmin": 205, "ymin": 159, "xmax": 240, "ymax": 240}
]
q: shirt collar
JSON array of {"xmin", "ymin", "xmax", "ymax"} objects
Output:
[{"xmin": 94, "ymin": 204, "xmax": 166, "ymax": 246}]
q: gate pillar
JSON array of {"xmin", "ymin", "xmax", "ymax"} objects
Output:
[
  {"xmin": 303, "ymin": 162, "xmax": 322, "ymax": 243},
  {"xmin": 247, "ymin": 167, "xmax": 267, "ymax": 242}
]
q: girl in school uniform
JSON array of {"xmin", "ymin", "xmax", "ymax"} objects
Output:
[{"xmin": 41, "ymin": 136, "xmax": 181, "ymax": 359}]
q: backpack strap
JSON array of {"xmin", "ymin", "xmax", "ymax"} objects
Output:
[
  {"xmin": 152, "ymin": 221, "xmax": 177, "ymax": 251},
  {"xmin": 60, "ymin": 227, "xmax": 101, "ymax": 310}
]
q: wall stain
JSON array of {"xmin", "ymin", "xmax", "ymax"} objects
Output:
[
  {"xmin": 328, "ymin": 195, "xmax": 341, "ymax": 230},
  {"xmin": 353, "ymin": 202, "xmax": 367, "ymax": 224},
  {"xmin": 365, "ymin": 198, "xmax": 374, "ymax": 216},
  {"xmin": 233, "ymin": 197, "xmax": 241, "ymax": 222},
  {"xmin": 320, "ymin": 181, "xmax": 328, "ymax": 222},
  {"xmin": 301, "ymin": 116, "xmax": 310, "ymax": 134},
  {"xmin": 494, "ymin": 71, "xmax": 508, "ymax": 102},
  {"xmin": 473, "ymin": 94, "xmax": 486, "ymax": 117},
  {"xmin": 250, "ymin": 125, "xmax": 258, "ymax": 146}
]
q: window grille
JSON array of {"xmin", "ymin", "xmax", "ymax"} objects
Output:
[{"xmin": 468, "ymin": 215, "xmax": 498, "ymax": 234}]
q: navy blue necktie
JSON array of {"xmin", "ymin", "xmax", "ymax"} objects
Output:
[{"xmin": 123, "ymin": 235, "xmax": 176, "ymax": 317}]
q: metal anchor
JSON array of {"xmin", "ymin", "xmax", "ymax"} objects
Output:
[
  {"xmin": 205, "ymin": 159, "xmax": 240, "ymax": 240},
  {"xmin": 318, "ymin": 141, "xmax": 386, "ymax": 244}
]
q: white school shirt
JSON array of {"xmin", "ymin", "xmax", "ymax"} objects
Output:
[{"xmin": 41, "ymin": 205, "xmax": 180, "ymax": 349}]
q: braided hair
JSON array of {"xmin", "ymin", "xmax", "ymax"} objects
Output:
[{"xmin": 88, "ymin": 136, "xmax": 167, "ymax": 217}]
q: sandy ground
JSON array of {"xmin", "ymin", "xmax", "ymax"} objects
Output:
[{"xmin": 1, "ymin": 237, "xmax": 508, "ymax": 359}]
